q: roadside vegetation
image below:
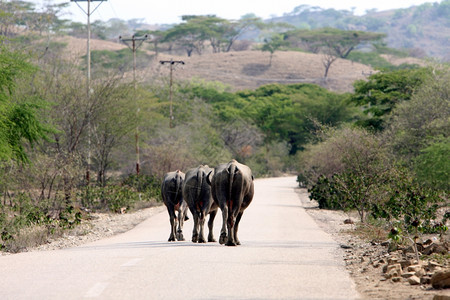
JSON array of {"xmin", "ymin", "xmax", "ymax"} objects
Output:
[
  {"xmin": 297, "ymin": 66, "xmax": 449, "ymax": 252},
  {"xmin": 0, "ymin": 1, "xmax": 448, "ymax": 253}
]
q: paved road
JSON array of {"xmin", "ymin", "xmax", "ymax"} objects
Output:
[{"xmin": 0, "ymin": 177, "xmax": 359, "ymax": 299}]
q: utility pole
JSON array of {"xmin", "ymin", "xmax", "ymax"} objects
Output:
[
  {"xmin": 119, "ymin": 34, "xmax": 148, "ymax": 175},
  {"xmin": 70, "ymin": 0, "xmax": 106, "ymax": 184},
  {"xmin": 159, "ymin": 59, "xmax": 185, "ymax": 128}
]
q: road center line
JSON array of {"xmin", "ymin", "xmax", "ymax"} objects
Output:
[
  {"xmin": 84, "ymin": 282, "xmax": 108, "ymax": 298},
  {"xmin": 121, "ymin": 258, "xmax": 143, "ymax": 267}
]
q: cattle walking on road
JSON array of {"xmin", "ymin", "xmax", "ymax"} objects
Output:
[
  {"xmin": 161, "ymin": 170, "xmax": 188, "ymax": 241},
  {"xmin": 183, "ymin": 165, "xmax": 218, "ymax": 243},
  {"xmin": 211, "ymin": 159, "xmax": 254, "ymax": 246}
]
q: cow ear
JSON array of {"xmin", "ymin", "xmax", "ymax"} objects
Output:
[{"xmin": 206, "ymin": 170, "xmax": 213, "ymax": 185}]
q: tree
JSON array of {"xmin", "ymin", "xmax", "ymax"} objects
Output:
[
  {"xmin": 299, "ymin": 126, "xmax": 391, "ymax": 222},
  {"xmin": 163, "ymin": 15, "xmax": 264, "ymax": 55},
  {"xmin": 220, "ymin": 15, "xmax": 264, "ymax": 52},
  {"xmin": 261, "ymin": 33, "xmax": 288, "ymax": 66},
  {"xmin": 285, "ymin": 27, "xmax": 385, "ymax": 77},
  {"xmin": 0, "ymin": 46, "xmax": 49, "ymax": 163},
  {"xmin": 164, "ymin": 16, "xmax": 208, "ymax": 56},
  {"xmin": 384, "ymin": 67, "xmax": 450, "ymax": 168},
  {"xmin": 90, "ymin": 79, "xmax": 136, "ymax": 186},
  {"xmin": 351, "ymin": 67, "xmax": 431, "ymax": 131},
  {"xmin": 212, "ymin": 83, "xmax": 356, "ymax": 154}
]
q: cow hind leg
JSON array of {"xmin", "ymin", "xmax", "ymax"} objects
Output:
[
  {"xmin": 198, "ymin": 214, "xmax": 206, "ymax": 243},
  {"xmin": 226, "ymin": 214, "xmax": 237, "ymax": 246},
  {"xmin": 234, "ymin": 211, "xmax": 244, "ymax": 245},
  {"xmin": 191, "ymin": 214, "xmax": 199, "ymax": 243},
  {"xmin": 219, "ymin": 206, "xmax": 228, "ymax": 245},
  {"xmin": 176, "ymin": 207, "xmax": 186, "ymax": 241},
  {"xmin": 207, "ymin": 210, "xmax": 217, "ymax": 242},
  {"xmin": 168, "ymin": 209, "xmax": 176, "ymax": 242}
]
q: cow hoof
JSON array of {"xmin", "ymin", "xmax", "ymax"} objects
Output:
[
  {"xmin": 192, "ymin": 236, "xmax": 198, "ymax": 243},
  {"xmin": 176, "ymin": 233, "xmax": 185, "ymax": 241},
  {"xmin": 226, "ymin": 240, "xmax": 237, "ymax": 246},
  {"xmin": 208, "ymin": 237, "xmax": 216, "ymax": 243},
  {"xmin": 168, "ymin": 236, "xmax": 175, "ymax": 242},
  {"xmin": 219, "ymin": 234, "xmax": 227, "ymax": 245},
  {"xmin": 198, "ymin": 237, "xmax": 206, "ymax": 243}
]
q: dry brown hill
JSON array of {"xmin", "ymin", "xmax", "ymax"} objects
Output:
[
  {"xmin": 59, "ymin": 36, "xmax": 375, "ymax": 93},
  {"xmin": 152, "ymin": 51, "xmax": 375, "ymax": 93}
]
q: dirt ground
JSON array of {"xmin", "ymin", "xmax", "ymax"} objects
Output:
[
  {"xmin": 9, "ymin": 188, "xmax": 448, "ymax": 299},
  {"xmin": 297, "ymin": 188, "xmax": 450, "ymax": 300}
]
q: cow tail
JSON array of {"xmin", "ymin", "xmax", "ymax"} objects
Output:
[
  {"xmin": 175, "ymin": 170, "xmax": 182, "ymax": 205},
  {"xmin": 227, "ymin": 163, "xmax": 237, "ymax": 211},
  {"xmin": 196, "ymin": 168, "xmax": 204, "ymax": 219}
]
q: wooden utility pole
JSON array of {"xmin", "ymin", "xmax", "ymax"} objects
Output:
[
  {"xmin": 159, "ymin": 59, "xmax": 185, "ymax": 128},
  {"xmin": 119, "ymin": 35, "xmax": 148, "ymax": 175},
  {"xmin": 71, "ymin": 0, "xmax": 106, "ymax": 184}
]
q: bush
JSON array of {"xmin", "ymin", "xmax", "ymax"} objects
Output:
[
  {"xmin": 299, "ymin": 126, "xmax": 392, "ymax": 221},
  {"xmin": 414, "ymin": 136, "xmax": 450, "ymax": 191}
]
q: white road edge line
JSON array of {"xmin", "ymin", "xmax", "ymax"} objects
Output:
[
  {"xmin": 121, "ymin": 258, "xmax": 143, "ymax": 267},
  {"xmin": 84, "ymin": 282, "xmax": 109, "ymax": 298}
]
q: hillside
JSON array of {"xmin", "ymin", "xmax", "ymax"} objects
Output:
[
  {"xmin": 152, "ymin": 51, "xmax": 374, "ymax": 93},
  {"xmin": 269, "ymin": 2, "xmax": 450, "ymax": 61},
  {"xmin": 59, "ymin": 36, "xmax": 374, "ymax": 93}
]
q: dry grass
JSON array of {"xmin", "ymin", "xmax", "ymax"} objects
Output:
[
  {"xmin": 56, "ymin": 36, "xmax": 375, "ymax": 93},
  {"xmin": 148, "ymin": 50, "xmax": 374, "ymax": 93},
  {"xmin": 3, "ymin": 225, "xmax": 63, "ymax": 253}
]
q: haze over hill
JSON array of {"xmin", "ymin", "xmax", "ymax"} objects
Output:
[
  {"xmin": 268, "ymin": 2, "xmax": 450, "ymax": 61},
  {"xmin": 59, "ymin": 36, "xmax": 377, "ymax": 93}
]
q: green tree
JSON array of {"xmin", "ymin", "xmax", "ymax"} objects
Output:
[
  {"xmin": 163, "ymin": 15, "xmax": 264, "ymax": 55},
  {"xmin": 384, "ymin": 67, "xmax": 450, "ymax": 170},
  {"xmin": 351, "ymin": 67, "xmax": 431, "ymax": 131},
  {"xmin": 0, "ymin": 47, "xmax": 49, "ymax": 163},
  {"xmin": 261, "ymin": 33, "xmax": 288, "ymax": 65},
  {"xmin": 285, "ymin": 27, "xmax": 385, "ymax": 77},
  {"xmin": 206, "ymin": 83, "xmax": 356, "ymax": 154},
  {"xmin": 414, "ymin": 137, "xmax": 450, "ymax": 191}
]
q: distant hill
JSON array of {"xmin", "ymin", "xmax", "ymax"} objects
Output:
[
  {"xmin": 268, "ymin": 2, "xmax": 450, "ymax": 61},
  {"xmin": 57, "ymin": 36, "xmax": 374, "ymax": 93}
]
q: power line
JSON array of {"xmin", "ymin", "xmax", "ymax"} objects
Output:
[
  {"xmin": 119, "ymin": 34, "xmax": 148, "ymax": 175},
  {"xmin": 160, "ymin": 59, "xmax": 185, "ymax": 128},
  {"xmin": 70, "ymin": 0, "xmax": 107, "ymax": 184}
]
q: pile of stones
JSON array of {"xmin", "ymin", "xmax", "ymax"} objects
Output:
[{"xmin": 379, "ymin": 239, "xmax": 449, "ymax": 288}]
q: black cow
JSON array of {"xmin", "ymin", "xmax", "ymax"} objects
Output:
[
  {"xmin": 161, "ymin": 170, "xmax": 188, "ymax": 241},
  {"xmin": 183, "ymin": 165, "xmax": 218, "ymax": 243},
  {"xmin": 211, "ymin": 159, "xmax": 254, "ymax": 246}
]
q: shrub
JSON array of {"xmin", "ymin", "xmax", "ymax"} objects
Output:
[{"xmin": 299, "ymin": 126, "xmax": 392, "ymax": 221}]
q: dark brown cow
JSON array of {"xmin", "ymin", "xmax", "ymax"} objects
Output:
[
  {"xmin": 182, "ymin": 165, "xmax": 218, "ymax": 243},
  {"xmin": 211, "ymin": 159, "xmax": 254, "ymax": 246},
  {"xmin": 161, "ymin": 170, "xmax": 188, "ymax": 241}
]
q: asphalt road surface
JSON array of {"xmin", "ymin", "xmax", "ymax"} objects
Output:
[{"xmin": 0, "ymin": 176, "xmax": 359, "ymax": 299}]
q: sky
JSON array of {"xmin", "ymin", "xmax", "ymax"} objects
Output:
[{"xmin": 30, "ymin": 0, "xmax": 437, "ymax": 24}]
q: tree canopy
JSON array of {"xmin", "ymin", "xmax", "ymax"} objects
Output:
[
  {"xmin": 0, "ymin": 47, "xmax": 49, "ymax": 163},
  {"xmin": 350, "ymin": 67, "xmax": 432, "ymax": 131}
]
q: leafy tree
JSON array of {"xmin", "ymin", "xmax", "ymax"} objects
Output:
[
  {"xmin": 351, "ymin": 67, "xmax": 431, "ymax": 131},
  {"xmin": 196, "ymin": 83, "xmax": 356, "ymax": 154},
  {"xmin": 0, "ymin": 47, "xmax": 49, "ymax": 163},
  {"xmin": 163, "ymin": 15, "xmax": 264, "ymax": 55},
  {"xmin": 285, "ymin": 27, "xmax": 385, "ymax": 77},
  {"xmin": 299, "ymin": 126, "xmax": 391, "ymax": 222},
  {"xmin": 164, "ymin": 17, "xmax": 207, "ymax": 56},
  {"xmin": 384, "ymin": 67, "xmax": 450, "ymax": 165},
  {"xmin": 261, "ymin": 33, "xmax": 288, "ymax": 65},
  {"xmin": 414, "ymin": 136, "xmax": 450, "ymax": 191}
]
